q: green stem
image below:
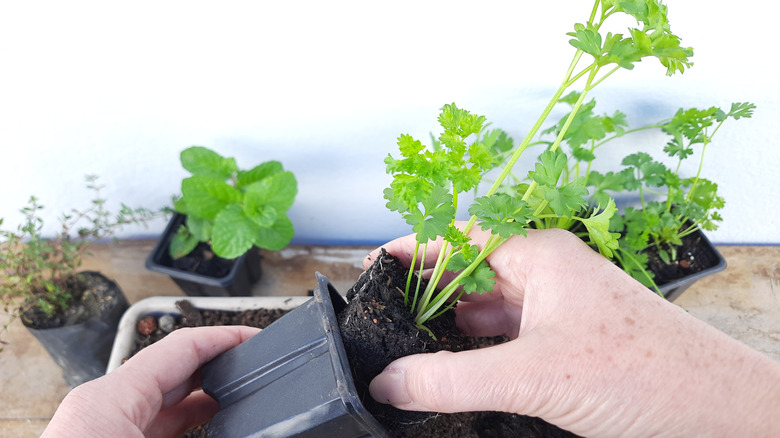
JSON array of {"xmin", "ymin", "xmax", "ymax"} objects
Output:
[
  {"xmin": 416, "ymin": 234, "xmax": 504, "ymax": 324},
  {"xmin": 405, "ymin": 243, "xmax": 420, "ymax": 307},
  {"xmin": 483, "ymin": 49, "xmax": 587, "ymax": 203}
]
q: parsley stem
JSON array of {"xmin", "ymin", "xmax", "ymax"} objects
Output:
[
  {"xmin": 416, "ymin": 234, "xmax": 504, "ymax": 324},
  {"xmin": 405, "ymin": 243, "xmax": 420, "ymax": 308}
]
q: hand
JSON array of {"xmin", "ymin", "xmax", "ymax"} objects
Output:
[
  {"xmin": 366, "ymin": 227, "xmax": 780, "ymax": 437},
  {"xmin": 42, "ymin": 326, "xmax": 260, "ymax": 438}
]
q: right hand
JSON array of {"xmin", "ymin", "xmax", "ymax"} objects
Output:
[{"xmin": 366, "ymin": 227, "xmax": 780, "ymax": 437}]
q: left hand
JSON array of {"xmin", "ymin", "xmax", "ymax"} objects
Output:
[{"xmin": 42, "ymin": 325, "xmax": 260, "ymax": 438}]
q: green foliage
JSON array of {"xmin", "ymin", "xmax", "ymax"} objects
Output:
[
  {"xmin": 170, "ymin": 146, "xmax": 298, "ymax": 260},
  {"xmin": 384, "ymin": 104, "xmax": 526, "ymax": 326},
  {"xmin": 568, "ymin": 0, "xmax": 693, "ymax": 75},
  {"xmin": 585, "ymin": 102, "xmax": 753, "ymax": 289},
  {"xmin": 383, "ymin": 0, "xmax": 748, "ymax": 325},
  {"xmin": 512, "ymin": 93, "xmax": 752, "ymax": 291},
  {"xmin": 1, "ymin": 176, "xmax": 159, "ymax": 349}
]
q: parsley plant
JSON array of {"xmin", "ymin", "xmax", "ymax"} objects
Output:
[
  {"xmin": 384, "ymin": 0, "xmax": 694, "ymax": 328},
  {"xmin": 603, "ymin": 102, "xmax": 756, "ymax": 290}
]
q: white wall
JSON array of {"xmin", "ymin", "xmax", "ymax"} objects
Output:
[{"xmin": 1, "ymin": 1, "xmax": 777, "ymax": 245}]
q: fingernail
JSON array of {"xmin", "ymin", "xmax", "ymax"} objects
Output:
[{"xmin": 370, "ymin": 368, "xmax": 412, "ymax": 406}]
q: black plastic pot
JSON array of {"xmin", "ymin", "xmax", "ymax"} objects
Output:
[
  {"xmin": 146, "ymin": 213, "xmax": 262, "ymax": 297},
  {"xmin": 24, "ymin": 271, "xmax": 129, "ymax": 388},
  {"xmin": 200, "ymin": 273, "xmax": 389, "ymax": 438},
  {"xmin": 657, "ymin": 228, "xmax": 726, "ymax": 301}
]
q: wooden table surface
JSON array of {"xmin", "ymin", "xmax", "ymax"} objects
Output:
[{"xmin": 1, "ymin": 240, "xmax": 778, "ymax": 436}]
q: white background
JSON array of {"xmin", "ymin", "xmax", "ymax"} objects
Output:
[{"xmin": 1, "ymin": 1, "xmax": 777, "ymax": 245}]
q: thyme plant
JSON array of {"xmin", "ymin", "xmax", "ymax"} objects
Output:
[{"xmin": 1, "ymin": 176, "xmax": 158, "ymax": 349}]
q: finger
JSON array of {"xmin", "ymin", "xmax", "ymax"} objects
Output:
[
  {"xmin": 455, "ymin": 300, "xmax": 523, "ymax": 339},
  {"xmin": 145, "ymin": 391, "xmax": 218, "ymax": 438},
  {"xmin": 369, "ymin": 340, "xmax": 549, "ymax": 415},
  {"xmin": 118, "ymin": 326, "xmax": 260, "ymax": 394},
  {"xmin": 364, "ymin": 235, "xmax": 447, "ymax": 270},
  {"xmin": 109, "ymin": 326, "xmax": 260, "ymax": 428}
]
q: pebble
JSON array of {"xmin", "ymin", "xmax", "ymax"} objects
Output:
[
  {"xmin": 136, "ymin": 316, "xmax": 158, "ymax": 336},
  {"xmin": 159, "ymin": 314, "xmax": 176, "ymax": 333}
]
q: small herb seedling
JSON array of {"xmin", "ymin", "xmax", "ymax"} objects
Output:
[
  {"xmin": 0, "ymin": 176, "xmax": 159, "ymax": 350},
  {"xmin": 601, "ymin": 102, "xmax": 756, "ymax": 289},
  {"xmin": 523, "ymin": 96, "xmax": 754, "ymax": 291},
  {"xmin": 384, "ymin": 0, "xmax": 694, "ymax": 330},
  {"xmin": 170, "ymin": 146, "xmax": 298, "ymax": 260}
]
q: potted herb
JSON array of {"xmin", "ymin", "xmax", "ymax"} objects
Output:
[
  {"xmin": 162, "ymin": 1, "xmax": 744, "ymax": 436},
  {"xmin": 498, "ymin": 95, "xmax": 753, "ymax": 299},
  {"xmin": 585, "ymin": 101, "xmax": 754, "ymax": 298},
  {"xmin": 146, "ymin": 146, "xmax": 298, "ymax": 297},
  {"xmin": 0, "ymin": 175, "xmax": 158, "ymax": 387}
]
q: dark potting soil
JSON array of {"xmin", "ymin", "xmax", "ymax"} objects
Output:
[
  {"xmin": 20, "ymin": 271, "xmax": 124, "ymax": 330},
  {"xmin": 644, "ymin": 229, "xmax": 720, "ymax": 287},
  {"xmin": 170, "ymin": 242, "xmax": 235, "ymax": 278},
  {"xmin": 127, "ymin": 300, "xmax": 289, "ymax": 359},
  {"xmin": 337, "ymin": 249, "xmax": 579, "ymax": 438}
]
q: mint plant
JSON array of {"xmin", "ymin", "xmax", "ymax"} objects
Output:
[
  {"xmin": 1, "ymin": 176, "xmax": 158, "ymax": 350},
  {"xmin": 384, "ymin": 0, "xmax": 695, "ymax": 329},
  {"xmin": 170, "ymin": 146, "xmax": 297, "ymax": 260}
]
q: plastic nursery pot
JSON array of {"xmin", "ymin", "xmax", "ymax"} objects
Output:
[
  {"xmin": 146, "ymin": 213, "xmax": 262, "ymax": 297},
  {"xmin": 200, "ymin": 273, "xmax": 389, "ymax": 438},
  {"xmin": 657, "ymin": 228, "xmax": 727, "ymax": 301},
  {"xmin": 106, "ymin": 295, "xmax": 311, "ymax": 373},
  {"xmin": 25, "ymin": 271, "xmax": 129, "ymax": 388}
]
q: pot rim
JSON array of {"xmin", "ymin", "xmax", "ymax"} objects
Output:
[{"xmin": 106, "ymin": 295, "xmax": 311, "ymax": 373}]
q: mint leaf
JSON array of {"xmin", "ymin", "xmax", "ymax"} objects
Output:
[
  {"xmin": 244, "ymin": 171, "xmax": 298, "ymax": 213},
  {"xmin": 181, "ymin": 146, "xmax": 238, "ymax": 180},
  {"xmin": 211, "ymin": 204, "xmax": 258, "ymax": 259},
  {"xmin": 236, "ymin": 161, "xmax": 283, "ymax": 188},
  {"xmin": 186, "ymin": 215, "xmax": 213, "ymax": 242},
  {"xmin": 254, "ymin": 214, "xmax": 295, "ymax": 251},
  {"xmin": 180, "ymin": 175, "xmax": 242, "ymax": 220},
  {"xmin": 169, "ymin": 225, "xmax": 199, "ymax": 259}
]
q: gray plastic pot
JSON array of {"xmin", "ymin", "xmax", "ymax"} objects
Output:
[{"xmin": 200, "ymin": 273, "xmax": 389, "ymax": 438}]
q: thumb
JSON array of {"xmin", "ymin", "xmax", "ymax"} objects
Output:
[{"xmin": 369, "ymin": 342, "xmax": 543, "ymax": 415}]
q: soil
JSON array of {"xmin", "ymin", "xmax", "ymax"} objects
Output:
[
  {"xmin": 20, "ymin": 271, "xmax": 124, "ymax": 330},
  {"xmin": 644, "ymin": 228, "xmax": 721, "ymax": 287},
  {"xmin": 337, "ymin": 249, "xmax": 579, "ymax": 438},
  {"xmin": 170, "ymin": 242, "xmax": 236, "ymax": 278},
  {"xmin": 127, "ymin": 300, "xmax": 289, "ymax": 359}
]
